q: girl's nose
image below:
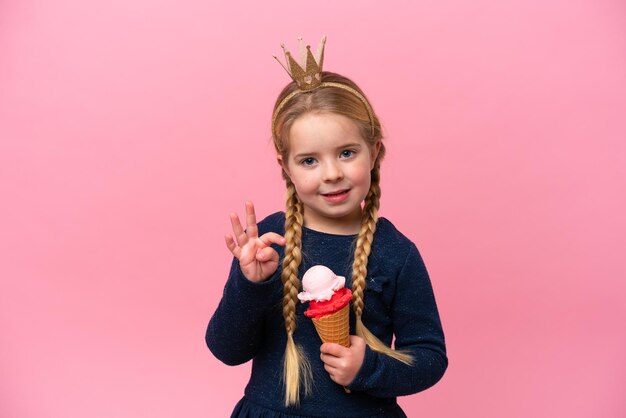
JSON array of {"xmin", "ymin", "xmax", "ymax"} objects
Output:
[{"xmin": 322, "ymin": 161, "xmax": 343, "ymax": 182}]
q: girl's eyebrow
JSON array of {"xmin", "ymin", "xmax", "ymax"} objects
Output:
[
  {"xmin": 293, "ymin": 143, "xmax": 363, "ymax": 159},
  {"xmin": 338, "ymin": 142, "xmax": 363, "ymax": 149}
]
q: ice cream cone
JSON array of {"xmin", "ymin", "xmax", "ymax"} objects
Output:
[{"xmin": 311, "ymin": 304, "xmax": 350, "ymax": 347}]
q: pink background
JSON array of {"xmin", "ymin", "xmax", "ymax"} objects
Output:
[{"xmin": 1, "ymin": 1, "xmax": 625, "ymax": 417}]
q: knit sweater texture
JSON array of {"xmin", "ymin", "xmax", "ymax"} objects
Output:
[{"xmin": 206, "ymin": 212, "xmax": 447, "ymax": 417}]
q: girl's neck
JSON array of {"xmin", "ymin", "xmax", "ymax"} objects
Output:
[{"xmin": 301, "ymin": 211, "xmax": 362, "ymax": 236}]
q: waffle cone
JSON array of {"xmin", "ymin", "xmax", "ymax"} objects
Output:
[{"xmin": 311, "ymin": 303, "xmax": 350, "ymax": 347}]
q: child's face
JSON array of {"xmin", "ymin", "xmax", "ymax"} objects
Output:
[{"xmin": 279, "ymin": 112, "xmax": 380, "ymax": 235}]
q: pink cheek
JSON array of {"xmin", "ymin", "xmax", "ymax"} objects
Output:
[{"xmin": 297, "ymin": 179, "xmax": 316, "ymax": 191}]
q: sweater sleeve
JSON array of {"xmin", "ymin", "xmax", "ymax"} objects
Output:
[
  {"xmin": 347, "ymin": 243, "xmax": 448, "ymax": 397},
  {"xmin": 205, "ymin": 257, "xmax": 282, "ymax": 366}
]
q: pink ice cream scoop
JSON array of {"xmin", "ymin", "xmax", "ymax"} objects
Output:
[{"xmin": 297, "ymin": 265, "xmax": 346, "ymax": 302}]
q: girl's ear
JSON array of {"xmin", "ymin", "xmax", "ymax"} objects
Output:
[
  {"xmin": 370, "ymin": 141, "xmax": 382, "ymax": 170},
  {"xmin": 277, "ymin": 155, "xmax": 290, "ymax": 176}
]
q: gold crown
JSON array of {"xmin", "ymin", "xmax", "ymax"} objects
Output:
[
  {"xmin": 271, "ymin": 36, "xmax": 376, "ymax": 141},
  {"xmin": 274, "ymin": 36, "xmax": 326, "ymax": 91}
]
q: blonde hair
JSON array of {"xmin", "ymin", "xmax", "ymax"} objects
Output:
[{"xmin": 273, "ymin": 72, "xmax": 413, "ymax": 406}]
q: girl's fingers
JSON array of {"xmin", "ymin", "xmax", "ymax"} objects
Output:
[
  {"xmin": 224, "ymin": 234, "xmax": 241, "ymax": 258},
  {"xmin": 323, "ymin": 363, "xmax": 338, "ymax": 376},
  {"xmin": 320, "ymin": 343, "xmax": 347, "ymax": 358},
  {"xmin": 255, "ymin": 246, "xmax": 276, "ymax": 262},
  {"xmin": 245, "ymin": 201, "xmax": 258, "ymax": 238},
  {"xmin": 258, "ymin": 232, "xmax": 286, "ymax": 247},
  {"xmin": 229, "ymin": 212, "xmax": 247, "ymax": 246},
  {"xmin": 320, "ymin": 352, "xmax": 342, "ymax": 369}
]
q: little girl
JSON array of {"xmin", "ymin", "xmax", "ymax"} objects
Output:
[{"xmin": 206, "ymin": 37, "xmax": 447, "ymax": 418}]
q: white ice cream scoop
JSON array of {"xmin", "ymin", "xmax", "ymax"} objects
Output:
[{"xmin": 297, "ymin": 265, "xmax": 346, "ymax": 302}]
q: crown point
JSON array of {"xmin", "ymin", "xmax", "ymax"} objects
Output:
[{"xmin": 275, "ymin": 36, "xmax": 326, "ymax": 91}]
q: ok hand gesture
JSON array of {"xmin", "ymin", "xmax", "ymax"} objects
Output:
[{"xmin": 225, "ymin": 201, "xmax": 285, "ymax": 283}]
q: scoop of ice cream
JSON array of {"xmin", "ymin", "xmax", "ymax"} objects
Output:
[
  {"xmin": 297, "ymin": 265, "xmax": 345, "ymax": 302},
  {"xmin": 303, "ymin": 287, "xmax": 352, "ymax": 318}
]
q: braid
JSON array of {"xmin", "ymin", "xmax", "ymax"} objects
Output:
[
  {"xmin": 282, "ymin": 183, "xmax": 304, "ymax": 335},
  {"xmin": 281, "ymin": 180, "xmax": 311, "ymax": 406},
  {"xmin": 351, "ymin": 178, "xmax": 378, "ymax": 319},
  {"xmin": 351, "ymin": 166, "xmax": 414, "ymax": 365}
]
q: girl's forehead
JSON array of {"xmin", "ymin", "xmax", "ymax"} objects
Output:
[
  {"xmin": 287, "ymin": 112, "xmax": 367, "ymax": 151},
  {"xmin": 292, "ymin": 111, "xmax": 357, "ymax": 128}
]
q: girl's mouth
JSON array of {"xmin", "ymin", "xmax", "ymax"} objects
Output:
[{"xmin": 321, "ymin": 189, "xmax": 350, "ymax": 202}]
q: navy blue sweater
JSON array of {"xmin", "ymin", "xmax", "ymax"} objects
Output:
[{"xmin": 206, "ymin": 212, "xmax": 447, "ymax": 417}]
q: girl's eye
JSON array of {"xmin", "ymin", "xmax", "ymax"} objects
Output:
[
  {"xmin": 301, "ymin": 157, "xmax": 316, "ymax": 166},
  {"xmin": 340, "ymin": 150, "xmax": 355, "ymax": 158}
]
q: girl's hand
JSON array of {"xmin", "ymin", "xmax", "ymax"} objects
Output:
[
  {"xmin": 320, "ymin": 336, "xmax": 366, "ymax": 387},
  {"xmin": 225, "ymin": 201, "xmax": 286, "ymax": 283}
]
